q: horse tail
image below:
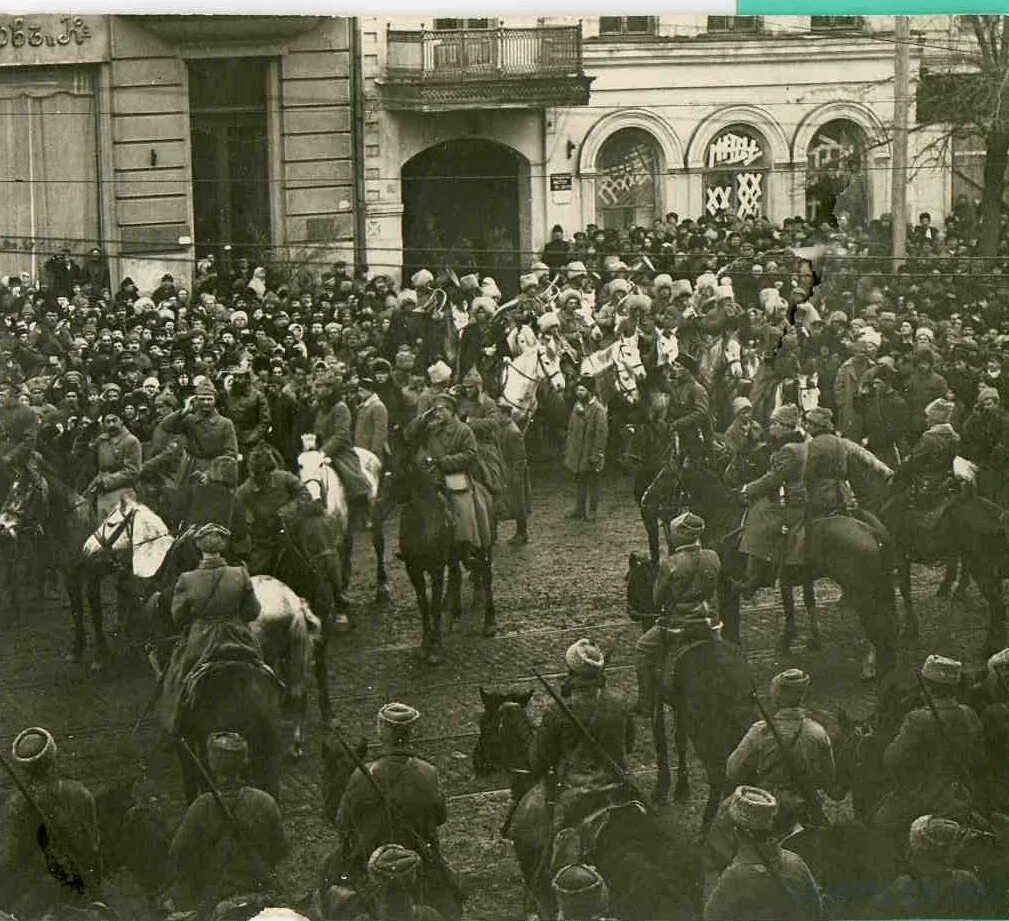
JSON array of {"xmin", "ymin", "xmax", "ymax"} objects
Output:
[{"xmin": 288, "ymin": 598, "xmax": 323, "ymax": 700}]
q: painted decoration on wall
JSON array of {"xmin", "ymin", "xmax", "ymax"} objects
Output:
[{"xmin": 704, "ymin": 125, "xmax": 769, "ymax": 218}]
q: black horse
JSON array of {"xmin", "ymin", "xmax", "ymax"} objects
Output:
[{"xmin": 394, "ymin": 451, "xmax": 496, "ymax": 664}]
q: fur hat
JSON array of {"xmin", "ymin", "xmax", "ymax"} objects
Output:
[
  {"xmin": 459, "ymin": 273, "xmax": 480, "ymax": 292},
  {"xmin": 924, "ymin": 398, "xmax": 955, "ymax": 425},
  {"xmin": 12, "ymin": 727, "xmax": 56, "ymax": 770},
  {"xmin": 729, "ymin": 786, "xmax": 778, "ymax": 831},
  {"xmin": 537, "ymin": 312, "xmax": 561, "ymax": 333},
  {"xmin": 770, "ymin": 668, "xmax": 811, "ymax": 705},
  {"xmin": 804, "ymin": 406, "xmax": 833, "ymax": 432},
  {"xmin": 565, "ymin": 638, "xmax": 605, "ymax": 676},
  {"xmin": 669, "ymin": 510, "xmax": 705, "ymax": 545},
  {"xmin": 731, "ymin": 396, "xmax": 752, "ymax": 416},
  {"xmin": 609, "ymin": 278, "xmax": 631, "ymax": 295},
  {"xmin": 410, "ymin": 269, "xmax": 434, "ymax": 289},
  {"xmin": 194, "ymin": 377, "xmax": 217, "ymax": 398},
  {"xmin": 670, "ymin": 279, "xmax": 693, "ymax": 300},
  {"xmin": 653, "ymin": 274, "xmax": 673, "ymax": 292},
  {"xmin": 770, "ymin": 403, "xmax": 800, "ymax": 428},
  {"xmin": 519, "ymin": 273, "xmax": 539, "ymax": 291},
  {"xmin": 566, "ymin": 261, "xmax": 588, "ymax": 278},
  {"xmin": 427, "ymin": 360, "xmax": 452, "ymax": 386},
  {"xmin": 977, "ymin": 385, "xmax": 1000, "ymax": 407},
  {"xmin": 921, "ymin": 653, "xmax": 961, "ymax": 686},
  {"xmin": 987, "ymin": 647, "xmax": 1009, "ymax": 675},
  {"xmin": 206, "ymin": 730, "xmax": 248, "ymax": 776},
  {"xmin": 398, "ymin": 289, "xmax": 419, "ymax": 308},
  {"xmin": 367, "ymin": 844, "xmax": 422, "ymax": 884},
  {"xmin": 377, "ymin": 701, "xmax": 420, "ymax": 734}
]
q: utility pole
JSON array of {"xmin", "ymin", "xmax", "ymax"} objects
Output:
[{"xmin": 890, "ymin": 15, "xmax": 911, "ymax": 271}]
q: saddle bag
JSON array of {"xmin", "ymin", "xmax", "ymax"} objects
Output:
[{"xmin": 444, "ymin": 472, "xmax": 470, "ymax": 493}]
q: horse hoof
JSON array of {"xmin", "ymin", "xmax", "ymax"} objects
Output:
[
  {"xmin": 673, "ymin": 781, "xmax": 690, "ymax": 804},
  {"xmin": 807, "ymin": 635, "xmax": 822, "ymax": 653},
  {"xmin": 652, "ymin": 786, "xmax": 670, "ymax": 806},
  {"xmin": 289, "ymin": 744, "xmax": 304, "ymax": 761},
  {"xmin": 777, "ymin": 636, "xmax": 792, "ymax": 655},
  {"xmin": 482, "ymin": 620, "xmax": 498, "ymax": 638}
]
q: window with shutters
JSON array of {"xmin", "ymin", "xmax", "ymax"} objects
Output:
[
  {"xmin": 810, "ymin": 16, "xmax": 862, "ymax": 31},
  {"xmin": 707, "ymin": 16, "xmax": 762, "ymax": 33},
  {"xmin": 599, "ymin": 17, "xmax": 657, "ymax": 36}
]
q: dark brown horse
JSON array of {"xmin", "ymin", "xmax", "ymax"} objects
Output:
[
  {"xmin": 395, "ymin": 452, "xmax": 496, "ymax": 664},
  {"xmin": 473, "ymin": 687, "xmax": 703, "ymax": 921},
  {"xmin": 877, "ymin": 487, "xmax": 1009, "ymax": 654}
]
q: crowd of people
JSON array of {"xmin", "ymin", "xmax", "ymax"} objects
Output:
[{"xmin": 2, "ymin": 196, "xmax": 1009, "ymax": 921}]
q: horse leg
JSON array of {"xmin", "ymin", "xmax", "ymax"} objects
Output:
[
  {"xmin": 653, "ymin": 697, "xmax": 671, "ymax": 805},
  {"xmin": 953, "ymin": 554, "xmax": 973, "ymax": 600},
  {"xmin": 701, "ymin": 768, "xmax": 725, "ymax": 834},
  {"xmin": 481, "ymin": 550, "xmax": 497, "ymax": 637},
  {"xmin": 718, "ymin": 575, "xmax": 741, "ymax": 645},
  {"xmin": 339, "ymin": 534, "xmax": 353, "ymax": 605},
  {"xmin": 515, "ymin": 842, "xmax": 556, "ymax": 921},
  {"xmin": 446, "ymin": 556, "xmax": 463, "ymax": 631},
  {"xmin": 314, "ymin": 617, "xmax": 333, "ymax": 725},
  {"xmin": 937, "ymin": 558, "xmax": 957, "ymax": 598},
  {"xmin": 427, "ymin": 565, "xmax": 446, "ymax": 665},
  {"xmin": 66, "ymin": 572, "xmax": 85, "ymax": 663},
  {"xmin": 372, "ymin": 512, "xmax": 391, "ymax": 605},
  {"xmin": 642, "ymin": 511, "xmax": 661, "ymax": 567},
  {"xmin": 802, "ymin": 579, "xmax": 822, "ymax": 651},
  {"xmin": 405, "ymin": 560, "xmax": 431, "ymax": 654},
  {"xmin": 673, "ymin": 702, "xmax": 691, "ymax": 804},
  {"xmin": 779, "ymin": 578, "xmax": 797, "ymax": 654},
  {"xmin": 87, "ymin": 571, "xmax": 111, "ymax": 671},
  {"xmin": 974, "ymin": 562, "xmax": 1007, "ymax": 655},
  {"xmin": 898, "ymin": 556, "xmax": 919, "ymax": 639}
]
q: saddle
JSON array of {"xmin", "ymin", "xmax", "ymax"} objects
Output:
[
  {"xmin": 551, "ymin": 799, "xmax": 647, "ymax": 872},
  {"xmin": 180, "ymin": 653, "xmax": 281, "ymax": 711}
]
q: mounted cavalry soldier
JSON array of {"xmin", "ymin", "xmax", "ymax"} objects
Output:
[
  {"xmin": 737, "ymin": 403, "xmax": 808, "ymax": 597},
  {"xmin": 866, "ymin": 815, "xmax": 985, "ymax": 919},
  {"xmin": 0, "ymin": 726, "xmax": 103, "ymax": 919},
  {"xmin": 87, "ymin": 403, "xmax": 143, "ymax": 519},
  {"xmin": 509, "ymin": 639, "xmax": 635, "ymax": 854},
  {"xmin": 893, "ymin": 397, "xmax": 959, "ymax": 510},
  {"xmin": 168, "ymin": 730, "xmax": 286, "ymax": 915},
  {"xmin": 223, "ymin": 361, "xmax": 272, "ymax": 477},
  {"xmin": 704, "ymin": 786, "xmax": 822, "ymax": 921},
  {"xmin": 362, "ymin": 844, "xmax": 445, "ymax": 921},
  {"xmin": 334, "ymin": 702, "xmax": 459, "ymax": 920},
  {"xmin": 235, "ymin": 442, "xmax": 315, "ymax": 577},
  {"xmin": 707, "ymin": 669, "xmax": 834, "ymax": 869},
  {"xmin": 156, "ymin": 522, "xmax": 263, "ymax": 736},
  {"xmin": 403, "ymin": 391, "xmax": 494, "ymax": 559},
  {"xmin": 160, "ymin": 376, "xmax": 239, "ymax": 486},
  {"xmin": 875, "ymin": 654, "xmax": 985, "ymax": 844},
  {"xmin": 633, "ymin": 511, "xmax": 721, "ymax": 718}
]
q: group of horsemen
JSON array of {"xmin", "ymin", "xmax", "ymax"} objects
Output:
[{"xmin": 4, "ymin": 253, "xmax": 1009, "ymax": 918}]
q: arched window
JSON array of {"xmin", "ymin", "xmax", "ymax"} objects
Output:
[
  {"xmin": 595, "ymin": 127, "xmax": 662, "ymax": 229},
  {"xmin": 703, "ymin": 124, "xmax": 769, "ymax": 219},
  {"xmin": 805, "ymin": 119, "xmax": 869, "ymax": 227}
]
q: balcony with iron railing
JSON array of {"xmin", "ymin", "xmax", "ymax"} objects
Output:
[{"xmin": 379, "ymin": 25, "xmax": 593, "ymax": 111}]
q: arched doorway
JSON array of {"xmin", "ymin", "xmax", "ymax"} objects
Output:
[
  {"xmin": 595, "ymin": 127, "xmax": 663, "ymax": 229},
  {"xmin": 402, "ymin": 139, "xmax": 529, "ymax": 290},
  {"xmin": 805, "ymin": 119, "xmax": 869, "ymax": 227}
]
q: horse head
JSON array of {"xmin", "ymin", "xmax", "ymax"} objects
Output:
[
  {"xmin": 297, "ymin": 449, "xmax": 331, "ymax": 504},
  {"xmin": 320, "ymin": 725, "xmax": 368, "ymax": 825},
  {"xmin": 0, "ymin": 475, "xmax": 45, "ymax": 540},
  {"xmin": 538, "ymin": 341, "xmax": 568, "ymax": 394},
  {"xmin": 473, "ymin": 686, "xmax": 535, "ymax": 779},
  {"xmin": 82, "ymin": 493, "xmax": 139, "ymax": 561}
]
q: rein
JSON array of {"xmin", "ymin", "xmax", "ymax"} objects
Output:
[{"xmin": 91, "ymin": 507, "xmax": 137, "ymax": 554}]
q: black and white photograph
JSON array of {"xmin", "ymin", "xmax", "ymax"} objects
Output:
[{"xmin": 1, "ymin": 10, "xmax": 1009, "ymax": 920}]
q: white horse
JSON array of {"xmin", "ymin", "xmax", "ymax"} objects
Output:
[
  {"xmin": 82, "ymin": 494, "xmax": 175, "ymax": 579},
  {"xmin": 581, "ymin": 334, "xmax": 647, "ymax": 405},
  {"xmin": 498, "ymin": 339, "xmax": 567, "ymax": 419},
  {"xmin": 297, "ymin": 441, "xmax": 390, "ymax": 603},
  {"xmin": 249, "ymin": 574, "xmax": 325, "ymax": 758}
]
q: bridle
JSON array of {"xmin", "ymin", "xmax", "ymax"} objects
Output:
[
  {"xmin": 499, "ymin": 347, "xmax": 562, "ymax": 413},
  {"xmin": 613, "ymin": 340, "xmax": 645, "ymax": 402},
  {"xmin": 92, "ymin": 506, "xmax": 137, "ymax": 555}
]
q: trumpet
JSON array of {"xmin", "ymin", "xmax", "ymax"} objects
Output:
[{"xmin": 420, "ymin": 287, "xmax": 448, "ymax": 313}]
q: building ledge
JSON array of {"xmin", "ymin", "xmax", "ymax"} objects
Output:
[{"xmin": 377, "ymin": 74, "xmax": 593, "ymax": 112}]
